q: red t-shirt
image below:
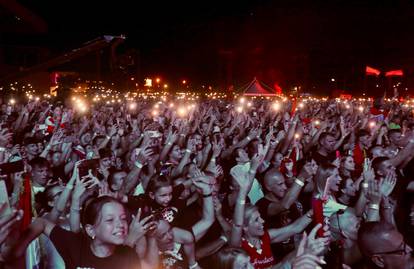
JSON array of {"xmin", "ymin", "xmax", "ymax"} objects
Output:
[{"xmin": 241, "ymin": 230, "xmax": 275, "ymax": 269}]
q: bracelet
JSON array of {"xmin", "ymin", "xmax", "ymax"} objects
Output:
[
  {"xmin": 66, "ymin": 184, "xmax": 74, "ymax": 190},
  {"xmin": 189, "ymin": 262, "xmax": 199, "ymax": 269},
  {"xmin": 239, "ymin": 199, "xmax": 246, "ymax": 205},
  {"xmin": 167, "ymin": 142, "xmax": 173, "ymax": 146},
  {"xmin": 202, "ymin": 192, "xmax": 213, "ymax": 198},
  {"xmin": 294, "ymin": 178, "xmax": 305, "ymax": 187},
  {"xmin": 246, "ymin": 136, "xmax": 251, "ymax": 141},
  {"xmin": 383, "ymin": 205, "xmax": 392, "ymax": 209},
  {"xmin": 220, "ymin": 235, "xmax": 228, "ymax": 243},
  {"xmin": 134, "ymin": 161, "xmax": 143, "ymax": 169},
  {"xmin": 106, "ymin": 135, "xmax": 111, "ymax": 140},
  {"xmin": 180, "ymin": 134, "xmax": 186, "ymax": 137},
  {"xmin": 233, "ymin": 223, "xmax": 243, "ymax": 228},
  {"xmin": 305, "ymin": 213, "xmax": 312, "ymax": 219},
  {"xmin": 368, "ymin": 204, "xmax": 380, "ymax": 210},
  {"xmin": 185, "ymin": 149, "xmax": 192, "ymax": 154},
  {"xmin": 211, "ymin": 157, "xmax": 216, "ymax": 162},
  {"xmin": 362, "ymin": 182, "xmax": 369, "ymax": 189},
  {"xmin": 0, "ymin": 147, "xmax": 6, "ymax": 152},
  {"xmin": 70, "ymin": 207, "xmax": 81, "ymax": 212}
]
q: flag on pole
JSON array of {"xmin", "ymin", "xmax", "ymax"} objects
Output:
[
  {"xmin": 365, "ymin": 66, "xmax": 381, "ymax": 76},
  {"xmin": 385, "ymin": 70, "xmax": 404, "ymax": 77}
]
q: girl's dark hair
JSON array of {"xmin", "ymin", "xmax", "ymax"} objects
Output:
[
  {"xmin": 81, "ymin": 196, "xmax": 123, "ymax": 227},
  {"xmin": 146, "ymin": 174, "xmax": 172, "ymax": 194}
]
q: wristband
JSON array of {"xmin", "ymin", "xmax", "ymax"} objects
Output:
[
  {"xmin": 220, "ymin": 235, "xmax": 228, "ymax": 243},
  {"xmin": 246, "ymin": 136, "xmax": 251, "ymax": 141},
  {"xmin": 233, "ymin": 223, "xmax": 243, "ymax": 228},
  {"xmin": 294, "ymin": 178, "xmax": 305, "ymax": 187},
  {"xmin": 211, "ymin": 157, "xmax": 216, "ymax": 162},
  {"xmin": 189, "ymin": 262, "xmax": 199, "ymax": 269},
  {"xmin": 362, "ymin": 182, "xmax": 369, "ymax": 189},
  {"xmin": 202, "ymin": 192, "xmax": 213, "ymax": 198},
  {"xmin": 70, "ymin": 207, "xmax": 81, "ymax": 212},
  {"xmin": 167, "ymin": 142, "xmax": 173, "ymax": 146},
  {"xmin": 185, "ymin": 149, "xmax": 192, "ymax": 154},
  {"xmin": 134, "ymin": 161, "xmax": 143, "ymax": 169},
  {"xmin": 106, "ymin": 135, "xmax": 111, "ymax": 140},
  {"xmin": 180, "ymin": 134, "xmax": 186, "ymax": 137},
  {"xmin": 368, "ymin": 204, "xmax": 380, "ymax": 210},
  {"xmin": 0, "ymin": 147, "xmax": 6, "ymax": 152},
  {"xmin": 239, "ymin": 199, "xmax": 246, "ymax": 205},
  {"xmin": 66, "ymin": 184, "xmax": 74, "ymax": 190},
  {"xmin": 383, "ymin": 205, "xmax": 392, "ymax": 209}
]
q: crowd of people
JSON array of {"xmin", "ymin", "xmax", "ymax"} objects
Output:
[{"xmin": 0, "ymin": 94, "xmax": 413, "ymax": 269}]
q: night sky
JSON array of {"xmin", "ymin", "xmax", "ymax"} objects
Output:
[{"xmin": 3, "ymin": 0, "xmax": 414, "ymax": 94}]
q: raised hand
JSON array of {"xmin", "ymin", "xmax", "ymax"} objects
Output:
[
  {"xmin": 366, "ymin": 179, "xmax": 382, "ymax": 205},
  {"xmin": 186, "ymin": 138, "xmax": 196, "ymax": 153},
  {"xmin": 0, "ymin": 203, "xmax": 23, "ymax": 245},
  {"xmin": 108, "ymin": 124, "xmax": 118, "ymax": 137},
  {"xmin": 136, "ymin": 147, "xmax": 153, "ymax": 164},
  {"xmin": 293, "ymin": 234, "xmax": 325, "ymax": 269},
  {"xmin": 231, "ymin": 168, "xmax": 252, "ymax": 194},
  {"xmin": 251, "ymin": 144, "xmax": 266, "ymax": 170},
  {"xmin": 127, "ymin": 208, "xmax": 156, "ymax": 244},
  {"xmin": 211, "ymin": 140, "xmax": 222, "ymax": 158},
  {"xmin": 363, "ymin": 158, "xmax": 375, "ymax": 182},
  {"xmin": 166, "ymin": 130, "xmax": 178, "ymax": 144},
  {"xmin": 0, "ymin": 128, "xmax": 12, "ymax": 147},
  {"xmin": 380, "ymin": 171, "xmax": 396, "ymax": 197},
  {"xmin": 305, "ymin": 223, "xmax": 330, "ymax": 256},
  {"xmin": 50, "ymin": 129, "xmax": 64, "ymax": 146}
]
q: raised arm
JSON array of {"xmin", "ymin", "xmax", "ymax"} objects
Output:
[
  {"xmin": 229, "ymin": 169, "xmax": 252, "ymax": 247},
  {"xmin": 268, "ymin": 211, "xmax": 312, "ymax": 243},
  {"xmin": 191, "ymin": 173, "xmax": 215, "ymax": 241}
]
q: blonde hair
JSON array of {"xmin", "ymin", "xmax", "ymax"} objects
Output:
[{"xmin": 215, "ymin": 247, "xmax": 249, "ymax": 269}]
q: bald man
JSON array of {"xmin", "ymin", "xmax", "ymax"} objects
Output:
[
  {"xmin": 255, "ymin": 168, "xmax": 307, "ymax": 225},
  {"xmin": 358, "ymin": 221, "xmax": 413, "ymax": 269}
]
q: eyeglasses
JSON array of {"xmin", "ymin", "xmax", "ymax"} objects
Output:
[{"xmin": 371, "ymin": 241, "xmax": 408, "ymax": 256}]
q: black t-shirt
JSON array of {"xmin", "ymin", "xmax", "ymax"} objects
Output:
[
  {"xmin": 50, "ymin": 226, "xmax": 141, "ymax": 269},
  {"xmin": 127, "ymin": 184, "xmax": 187, "ymax": 224},
  {"xmin": 256, "ymin": 197, "xmax": 302, "ymax": 260}
]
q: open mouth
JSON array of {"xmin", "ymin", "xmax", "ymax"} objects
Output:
[{"xmin": 113, "ymin": 230, "xmax": 126, "ymax": 237}]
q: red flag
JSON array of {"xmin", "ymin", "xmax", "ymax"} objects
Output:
[
  {"xmin": 18, "ymin": 174, "xmax": 33, "ymax": 231},
  {"xmin": 385, "ymin": 70, "xmax": 404, "ymax": 77},
  {"xmin": 366, "ymin": 66, "xmax": 381, "ymax": 76}
]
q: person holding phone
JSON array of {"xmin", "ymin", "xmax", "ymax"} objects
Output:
[
  {"xmin": 313, "ymin": 163, "xmax": 347, "ymax": 218},
  {"xmin": 4, "ymin": 196, "xmax": 158, "ymax": 269}
]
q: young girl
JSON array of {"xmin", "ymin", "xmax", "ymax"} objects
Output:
[{"xmin": 8, "ymin": 196, "xmax": 155, "ymax": 269}]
